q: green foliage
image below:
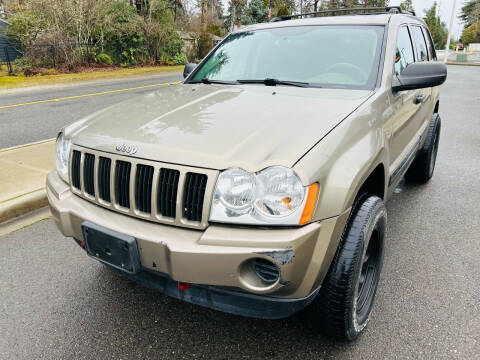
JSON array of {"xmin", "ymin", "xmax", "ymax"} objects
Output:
[
  {"xmin": 6, "ymin": 9, "xmax": 42, "ymax": 46},
  {"xmin": 198, "ymin": 32, "xmax": 214, "ymax": 59},
  {"xmin": 368, "ymin": 0, "xmax": 389, "ymax": 7},
  {"xmin": 103, "ymin": 2, "xmax": 147, "ymax": 66},
  {"xmin": 461, "ymin": 23, "xmax": 480, "ymax": 45},
  {"xmin": 324, "ymin": 0, "xmax": 388, "ymax": 10},
  {"xmin": 423, "ymin": 3, "xmax": 448, "ymax": 49},
  {"xmin": 5, "ymin": 0, "xmax": 188, "ymax": 69},
  {"xmin": 207, "ymin": 23, "xmax": 222, "ymax": 37},
  {"xmin": 95, "ymin": 53, "xmax": 113, "ymax": 65},
  {"xmin": 276, "ymin": 5, "xmax": 290, "ymax": 16},
  {"xmin": 161, "ymin": 52, "xmax": 188, "ymax": 65},
  {"xmin": 400, "ymin": 0, "xmax": 415, "ymax": 13},
  {"xmin": 241, "ymin": 0, "xmax": 269, "ymax": 25},
  {"xmin": 459, "ymin": 0, "xmax": 480, "ymax": 27},
  {"xmin": 12, "ymin": 57, "xmax": 32, "ymax": 75}
]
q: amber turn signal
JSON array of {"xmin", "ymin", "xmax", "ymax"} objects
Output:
[{"xmin": 299, "ymin": 183, "xmax": 319, "ymax": 225}]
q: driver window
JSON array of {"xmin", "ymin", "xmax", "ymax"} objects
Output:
[{"xmin": 394, "ymin": 26, "xmax": 415, "ymax": 76}]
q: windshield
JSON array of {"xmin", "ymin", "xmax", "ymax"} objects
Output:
[{"xmin": 189, "ymin": 25, "xmax": 384, "ymax": 89}]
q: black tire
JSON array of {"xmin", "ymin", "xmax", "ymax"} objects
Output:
[
  {"xmin": 405, "ymin": 114, "xmax": 441, "ymax": 184},
  {"xmin": 304, "ymin": 195, "xmax": 387, "ymax": 341}
]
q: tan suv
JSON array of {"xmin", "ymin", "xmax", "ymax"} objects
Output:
[{"xmin": 47, "ymin": 7, "xmax": 446, "ymax": 341}]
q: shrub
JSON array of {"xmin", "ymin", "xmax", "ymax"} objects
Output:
[
  {"xmin": 276, "ymin": 5, "xmax": 290, "ymax": 16},
  {"xmin": 12, "ymin": 57, "xmax": 33, "ymax": 75},
  {"xmin": 102, "ymin": 2, "xmax": 147, "ymax": 66},
  {"xmin": 94, "ymin": 53, "xmax": 113, "ymax": 65},
  {"xmin": 161, "ymin": 52, "xmax": 187, "ymax": 65}
]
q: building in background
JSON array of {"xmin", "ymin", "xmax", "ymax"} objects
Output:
[{"xmin": 0, "ymin": 19, "xmax": 22, "ymax": 64}]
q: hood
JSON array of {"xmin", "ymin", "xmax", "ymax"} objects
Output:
[{"xmin": 68, "ymin": 84, "xmax": 372, "ymax": 171}]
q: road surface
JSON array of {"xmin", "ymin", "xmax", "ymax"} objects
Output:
[{"xmin": 0, "ymin": 71, "xmax": 182, "ymax": 148}]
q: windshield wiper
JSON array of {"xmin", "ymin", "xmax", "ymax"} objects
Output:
[
  {"xmin": 237, "ymin": 78, "xmax": 316, "ymax": 88},
  {"xmin": 189, "ymin": 78, "xmax": 239, "ymax": 85}
]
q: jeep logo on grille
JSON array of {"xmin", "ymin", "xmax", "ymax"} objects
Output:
[{"xmin": 115, "ymin": 144, "xmax": 138, "ymax": 155}]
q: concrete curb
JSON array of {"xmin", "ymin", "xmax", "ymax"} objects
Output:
[
  {"xmin": 0, "ymin": 138, "xmax": 55, "ymax": 153},
  {"xmin": 446, "ymin": 62, "xmax": 480, "ymax": 66},
  {"xmin": 0, "ymin": 188, "xmax": 48, "ymax": 224}
]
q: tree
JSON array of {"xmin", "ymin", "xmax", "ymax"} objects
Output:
[
  {"xmin": 400, "ymin": 0, "xmax": 414, "ymax": 13},
  {"xmin": 241, "ymin": 0, "xmax": 269, "ymax": 25},
  {"xmin": 461, "ymin": 22, "xmax": 479, "ymax": 45},
  {"xmin": 423, "ymin": 2, "xmax": 448, "ymax": 49},
  {"xmin": 459, "ymin": 0, "xmax": 480, "ymax": 27}
]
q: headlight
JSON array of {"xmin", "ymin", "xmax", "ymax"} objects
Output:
[
  {"xmin": 210, "ymin": 166, "xmax": 319, "ymax": 225},
  {"xmin": 55, "ymin": 132, "xmax": 71, "ymax": 183}
]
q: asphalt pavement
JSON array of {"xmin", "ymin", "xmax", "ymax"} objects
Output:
[
  {"xmin": 0, "ymin": 66, "xmax": 479, "ymax": 359},
  {"xmin": 0, "ymin": 71, "xmax": 182, "ymax": 148}
]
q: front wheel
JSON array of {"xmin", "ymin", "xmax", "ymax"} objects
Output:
[{"xmin": 303, "ymin": 195, "xmax": 387, "ymax": 341}]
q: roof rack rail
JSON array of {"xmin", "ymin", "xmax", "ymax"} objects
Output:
[{"xmin": 270, "ymin": 6, "xmax": 415, "ymax": 22}]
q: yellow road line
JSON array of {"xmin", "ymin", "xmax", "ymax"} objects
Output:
[{"xmin": 0, "ymin": 81, "xmax": 181, "ymax": 110}]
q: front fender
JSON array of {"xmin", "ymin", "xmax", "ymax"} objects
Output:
[{"xmin": 293, "ymin": 91, "xmax": 391, "ymax": 221}]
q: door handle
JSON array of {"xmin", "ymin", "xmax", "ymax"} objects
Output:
[{"xmin": 414, "ymin": 93, "xmax": 426, "ymax": 104}]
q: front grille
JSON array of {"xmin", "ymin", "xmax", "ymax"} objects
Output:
[
  {"xmin": 83, "ymin": 153, "xmax": 95, "ymax": 196},
  {"xmin": 183, "ymin": 172, "xmax": 207, "ymax": 222},
  {"xmin": 98, "ymin": 157, "xmax": 111, "ymax": 202},
  {"xmin": 115, "ymin": 160, "xmax": 131, "ymax": 208},
  {"xmin": 158, "ymin": 168, "xmax": 180, "ymax": 218},
  {"xmin": 135, "ymin": 164, "xmax": 154, "ymax": 214},
  {"xmin": 70, "ymin": 146, "xmax": 216, "ymax": 229},
  {"xmin": 71, "ymin": 150, "xmax": 81, "ymax": 189}
]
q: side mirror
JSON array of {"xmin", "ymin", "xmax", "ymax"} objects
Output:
[
  {"xmin": 392, "ymin": 62, "xmax": 447, "ymax": 92},
  {"xmin": 183, "ymin": 63, "xmax": 197, "ymax": 79}
]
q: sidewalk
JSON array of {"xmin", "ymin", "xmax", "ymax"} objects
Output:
[{"xmin": 0, "ymin": 139, "xmax": 55, "ymax": 224}]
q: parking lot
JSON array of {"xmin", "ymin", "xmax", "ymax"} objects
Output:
[{"xmin": 0, "ymin": 65, "xmax": 479, "ymax": 359}]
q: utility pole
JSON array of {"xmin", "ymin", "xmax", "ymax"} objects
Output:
[{"xmin": 444, "ymin": 0, "xmax": 458, "ymax": 63}]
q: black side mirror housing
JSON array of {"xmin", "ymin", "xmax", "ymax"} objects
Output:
[
  {"xmin": 392, "ymin": 62, "xmax": 447, "ymax": 92},
  {"xmin": 183, "ymin": 63, "xmax": 197, "ymax": 79}
]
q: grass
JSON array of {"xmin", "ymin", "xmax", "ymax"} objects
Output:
[{"xmin": 0, "ymin": 64, "xmax": 184, "ymax": 90}]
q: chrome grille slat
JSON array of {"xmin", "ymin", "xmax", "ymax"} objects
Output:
[{"xmin": 70, "ymin": 146, "xmax": 217, "ymax": 230}]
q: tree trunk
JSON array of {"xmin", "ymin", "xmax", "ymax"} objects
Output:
[{"xmin": 201, "ymin": 0, "xmax": 208, "ymax": 32}]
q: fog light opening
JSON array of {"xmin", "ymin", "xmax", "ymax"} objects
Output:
[{"xmin": 252, "ymin": 258, "xmax": 280, "ymax": 284}]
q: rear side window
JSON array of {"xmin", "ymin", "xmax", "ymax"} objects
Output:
[
  {"xmin": 395, "ymin": 26, "xmax": 415, "ymax": 75},
  {"xmin": 411, "ymin": 26, "xmax": 428, "ymax": 61},
  {"xmin": 422, "ymin": 27, "xmax": 437, "ymax": 60}
]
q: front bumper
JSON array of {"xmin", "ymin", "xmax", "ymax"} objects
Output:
[{"xmin": 47, "ymin": 171, "xmax": 349, "ymax": 316}]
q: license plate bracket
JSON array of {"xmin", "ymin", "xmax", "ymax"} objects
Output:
[{"xmin": 82, "ymin": 221, "xmax": 140, "ymax": 274}]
